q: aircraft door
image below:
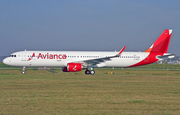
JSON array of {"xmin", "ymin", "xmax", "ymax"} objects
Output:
[{"xmin": 21, "ymin": 52, "xmax": 26, "ymax": 61}]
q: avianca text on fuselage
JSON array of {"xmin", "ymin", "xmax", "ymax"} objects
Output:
[{"xmin": 29, "ymin": 53, "xmax": 67, "ymax": 60}]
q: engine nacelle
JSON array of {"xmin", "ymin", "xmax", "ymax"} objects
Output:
[{"xmin": 62, "ymin": 63, "xmax": 82, "ymax": 72}]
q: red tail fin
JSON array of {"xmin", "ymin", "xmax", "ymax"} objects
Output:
[
  {"xmin": 144, "ymin": 29, "xmax": 172, "ymax": 54},
  {"xmin": 130, "ymin": 29, "xmax": 173, "ymax": 67}
]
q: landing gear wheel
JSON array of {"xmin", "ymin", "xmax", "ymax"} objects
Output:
[
  {"xmin": 22, "ymin": 66, "xmax": 26, "ymax": 74},
  {"xmin": 90, "ymin": 70, "xmax": 95, "ymax": 75},
  {"xmin": 85, "ymin": 70, "xmax": 90, "ymax": 75}
]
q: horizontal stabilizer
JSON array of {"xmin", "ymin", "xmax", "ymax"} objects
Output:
[{"xmin": 157, "ymin": 54, "xmax": 176, "ymax": 60}]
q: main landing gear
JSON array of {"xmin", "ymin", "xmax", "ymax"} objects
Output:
[
  {"xmin": 85, "ymin": 68, "xmax": 95, "ymax": 75},
  {"xmin": 22, "ymin": 66, "xmax": 26, "ymax": 74}
]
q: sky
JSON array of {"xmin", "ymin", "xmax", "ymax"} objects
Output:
[{"xmin": 0, "ymin": 0, "xmax": 180, "ymax": 56}]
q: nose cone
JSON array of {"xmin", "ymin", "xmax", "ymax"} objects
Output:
[{"xmin": 3, "ymin": 58, "xmax": 10, "ymax": 65}]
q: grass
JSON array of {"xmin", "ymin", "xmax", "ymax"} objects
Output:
[{"xmin": 0, "ymin": 69, "xmax": 180, "ymax": 114}]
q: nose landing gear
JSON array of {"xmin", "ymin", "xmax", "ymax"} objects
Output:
[{"xmin": 22, "ymin": 66, "xmax": 26, "ymax": 74}]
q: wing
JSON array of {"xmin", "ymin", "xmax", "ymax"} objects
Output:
[{"xmin": 77, "ymin": 46, "xmax": 126, "ymax": 66}]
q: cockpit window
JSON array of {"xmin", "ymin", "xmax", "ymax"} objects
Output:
[{"xmin": 10, "ymin": 55, "xmax": 16, "ymax": 57}]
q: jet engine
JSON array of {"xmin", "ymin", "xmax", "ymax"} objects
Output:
[{"xmin": 62, "ymin": 63, "xmax": 82, "ymax": 72}]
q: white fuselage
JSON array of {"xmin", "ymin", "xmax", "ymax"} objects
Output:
[{"xmin": 3, "ymin": 51, "xmax": 149, "ymax": 68}]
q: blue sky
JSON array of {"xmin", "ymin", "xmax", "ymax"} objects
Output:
[{"xmin": 0, "ymin": 0, "xmax": 180, "ymax": 56}]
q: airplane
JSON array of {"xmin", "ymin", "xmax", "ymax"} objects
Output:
[{"xmin": 3, "ymin": 29, "xmax": 175, "ymax": 75}]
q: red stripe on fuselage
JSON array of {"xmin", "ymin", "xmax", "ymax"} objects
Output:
[{"xmin": 129, "ymin": 53, "xmax": 158, "ymax": 67}]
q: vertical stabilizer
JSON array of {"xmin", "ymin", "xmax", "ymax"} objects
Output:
[{"xmin": 144, "ymin": 29, "xmax": 172, "ymax": 54}]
